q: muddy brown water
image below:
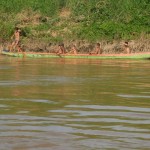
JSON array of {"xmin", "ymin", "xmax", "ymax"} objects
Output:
[{"xmin": 0, "ymin": 55, "xmax": 150, "ymax": 150}]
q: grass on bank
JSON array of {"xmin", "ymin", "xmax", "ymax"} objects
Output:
[{"xmin": 0, "ymin": 0, "xmax": 149, "ymax": 44}]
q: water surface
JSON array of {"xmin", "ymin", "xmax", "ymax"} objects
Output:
[{"xmin": 0, "ymin": 55, "xmax": 150, "ymax": 150}]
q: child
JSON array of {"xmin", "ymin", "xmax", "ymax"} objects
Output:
[
  {"xmin": 69, "ymin": 45, "xmax": 77, "ymax": 54},
  {"xmin": 89, "ymin": 43, "xmax": 102, "ymax": 55}
]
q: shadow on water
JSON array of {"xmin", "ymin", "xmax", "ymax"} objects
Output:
[{"xmin": 0, "ymin": 55, "xmax": 150, "ymax": 150}]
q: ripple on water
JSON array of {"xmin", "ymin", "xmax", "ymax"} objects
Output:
[
  {"xmin": 0, "ymin": 98, "xmax": 57, "ymax": 104},
  {"xmin": 0, "ymin": 76, "xmax": 84, "ymax": 87},
  {"xmin": 0, "ymin": 104, "xmax": 9, "ymax": 108},
  {"xmin": 0, "ymin": 80, "xmax": 32, "ymax": 86},
  {"xmin": 0, "ymin": 66, "xmax": 12, "ymax": 70},
  {"xmin": 0, "ymin": 131, "xmax": 83, "ymax": 150},
  {"xmin": 65, "ymin": 105, "xmax": 150, "ymax": 112},
  {"xmin": 118, "ymin": 94, "xmax": 150, "ymax": 99},
  {"xmin": 0, "ymin": 104, "xmax": 150, "ymax": 149},
  {"xmin": 79, "ymin": 138, "xmax": 150, "ymax": 149}
]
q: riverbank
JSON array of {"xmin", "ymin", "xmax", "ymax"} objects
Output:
[
  {"xmin": 2, "ymin": 37, "xmax": 149, "ymax": 55},
  {"xmin": 0, "ymin": 1, "xmax": 149, "ymax": 54},
  {"xmin": 2, "ymin": 37, "xmax": 149, "ymax": 54}
]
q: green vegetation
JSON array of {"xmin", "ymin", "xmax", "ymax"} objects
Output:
[{"xmin": 0, "ymin": 0, "xmax": 149, "ymax": 43}]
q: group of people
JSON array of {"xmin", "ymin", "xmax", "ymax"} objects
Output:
[
  {"xmin": 56, "ymin": 42, "xmax": 130, "ymax": 55},
  {"xmin": 56, "ymin": 42, "xmax": 103, "ymax": 55},
  {"xmin": 56, "ymin": 43, "xmax": 78, "ymax": 55},
  {"xmin": 9, "ymin": 27, "xmax": 130, "ymax": 54}
]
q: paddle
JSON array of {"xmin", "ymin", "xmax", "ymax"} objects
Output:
[{"xmin": 56, "ymin": 52, "xmax": 63, "ymax": 58}]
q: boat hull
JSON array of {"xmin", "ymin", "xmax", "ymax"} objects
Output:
[{"xmin": 1, "ymin": 50, "xmax": 150, "ymax": 59}]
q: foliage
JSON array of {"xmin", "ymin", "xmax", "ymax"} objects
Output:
[{"xmin": 0, "ymin": 0, "xmax": 149, "ymax": 42}]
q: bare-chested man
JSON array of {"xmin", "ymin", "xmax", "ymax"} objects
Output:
[
  {"xmin": 56, "ymin": 43, "xmax": 66, "ymax": 54},
  {"xmin": 124, "ymin": 41, "xmax": 130, "ymax": 54},
  {"xmin": 10, "ymin": 27, "xmax": 21, "ymax": 52}
]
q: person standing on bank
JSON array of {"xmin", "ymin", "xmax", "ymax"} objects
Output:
[
  {"xmin": 10, "ymin": 27, "xmax": 21, "ymax": 52},
  {"xmin": 124, "ymin": 41, "xmax": 130, "ymax": 54}
]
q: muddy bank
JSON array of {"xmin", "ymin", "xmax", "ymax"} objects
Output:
[{"xmin": 1, "ymin": 37, "xmax": 150, "ymax": 54}]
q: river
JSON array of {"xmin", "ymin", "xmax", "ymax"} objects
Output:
[{"xmin": 0, "ymin": 55, "xmax": 150, "ymax": 150}]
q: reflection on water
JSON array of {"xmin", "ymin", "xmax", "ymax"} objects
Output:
[{"xmin": 0, "ymin": 56, "xmax": 150, "ymax": 150}]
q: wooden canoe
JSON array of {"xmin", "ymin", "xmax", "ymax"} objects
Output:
[{"xmin": 1, "ymin": 50, "xmax": 150, "ymax": 59}]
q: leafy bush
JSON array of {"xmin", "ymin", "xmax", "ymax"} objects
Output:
[{"xmin": 0, "ymin": 0, "xmax": 149, "ymax": 41}]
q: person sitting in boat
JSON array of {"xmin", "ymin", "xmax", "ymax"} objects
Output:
[
  {"xmin": 89, "ymin": 43, "xmax": 102, "ymax": 55},
  {"xmin": 68, "ymin": 45, "xmax": 78, "ymax": 54},
  {"xmin": 124, "ymin": 41, "xmax": 130, "ymax": 54},
  {"xmin": 17, "ymin": 44, "xmax": 23, "ymax": 52},
  {"xmin": 9, "ymin": 27, "xmax": 21, "ymax": 52},
  {"xmin": 56, "ymin": 43, "xmax": 66, "ymax": 54}
]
